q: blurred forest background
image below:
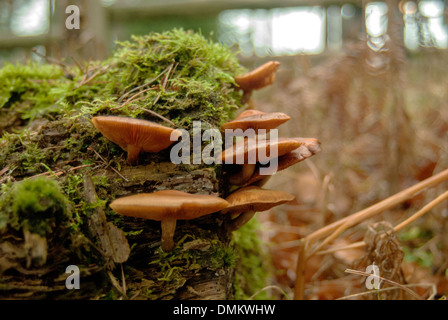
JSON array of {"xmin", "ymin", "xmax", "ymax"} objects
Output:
[{"xmin": 1, "ymin": 0, "xmax": 448, "ymax": 300}]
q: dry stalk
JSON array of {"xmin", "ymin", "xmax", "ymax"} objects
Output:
[
  {"xmin": 293, "ymin": 168, "xmax": 448, "ymax": 300},
  {"xmin": 317, "ymin": 190, "xmax": 448, "ymax": 255},
  {"xmin": 88, "ymin": 147, "xmax": 129, "ymax": 182},
  {"xmin": 344, "ymin": 268, "xmax": 422, "ymax": 300}
]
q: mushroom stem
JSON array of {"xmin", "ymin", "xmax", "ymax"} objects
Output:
[
  {"xmin": 227, "ymin": 210, "xmax": 256, "ymax": 232},
  {"xmin": 161, "ymin": 217, "xmax": 177, "ymax": 252},
  {"xmin": 127, "ymin": 144, "xmax": 142, "ymax": 164},
  {"xmin": 228, "ymin": 163, "xmax": 256, "ymax": 186},
  {"xmin": 241, "ymin": 90, "xmax": 253, "ymax": 104}
]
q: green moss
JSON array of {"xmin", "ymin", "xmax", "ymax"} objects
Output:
[
  {"xmin": 0, "ymin": 29, "xmax": 246, "ymax": 176},
  {"xmin": 0, "ymin": 29, "xmax": 253, "ymax": 300},
  {"xmin": 136, "ymin": 232, "xmax": 236, "ymax": 299},
  {"xmin": 0, "ymin": 62, "xmax": 67, "ymax": 121},
  {"xmin": 0, "ymin": 177, "xmax": 71, "ymax": 236},
  {"xmin": 231, "ymin": 218, "xmax": 271, "ymax": 300},
  {"xmin": 76, "ymin": 28, "xmax": 245, "ymax": 129}
]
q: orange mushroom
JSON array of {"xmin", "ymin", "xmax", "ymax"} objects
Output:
[
  {"xmin": 92, "ymin": 116, "xmax": 182, "ymax": 164},
  {"xmin": 221, "ymin": 109, "xmax": 290, "ymax": 134},
  {"xmin": 234, "ymin": 61, "xmax": 280, "ymax": 103},
  {"xmin": 244, "ymin": 137, "xmax": 321, "ymax": 186},
  {"xmin": 216, "ymin": 137, "xmax": 303, "ymax": 185},
  {"xmin": 221, "ymin": 186, "xmax": 295, "ymax": 231},
  {"xmin": 234, "ymin": 61, "xmax": 280, "ymax": 92},
  {"xmin": 109, "ymin": 190, "xmax": 229, "ymax": 252}
]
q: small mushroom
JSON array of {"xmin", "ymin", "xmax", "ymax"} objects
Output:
[
  {"xmin": 234, "ymin": 61, "xmax": 280, "ymax": 103},
  {"xmin": 221, "ymin": 186, "xmax": 295, "ymax": 231},
  {"xmin": 221, "ymin": 109, "xmax": 290, "ymax": 134},
  {"xmin": 109, "ymin": 190, "xmax": 229, "ymax": 252},
  {"xmin": 244, "ymin": 138, "xmax": 321, "ymax": 186},
  {"xmin": 92, "ymin": 116, "xmax": 182, "ymax": 164},
  {"xmin": 217, "ymin": 137, "xmax": 303, "ymax": 185},
  {"xmin": 234, "ymin": 61, "xmax": 280, "ymax": 92}
]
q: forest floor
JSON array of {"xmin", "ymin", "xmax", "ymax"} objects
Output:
[{"xmin": 246, "ymin": 46, "xmax": 448, "ymax": 300}]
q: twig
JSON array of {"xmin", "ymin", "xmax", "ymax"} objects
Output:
[
  {"xmin": 121, "ymin": 263, "xmax": 127, "ymax": 297},
  {"xmin": 306, "ymin": 168, "xmax": 448, "ymax": 244},
  {"xmin": 307, "ymin": 219, "xmax": 352, "ymax": 258},
  {"xmin": 122, "ymin": 87, "xmax": 156, "ymax": 106},
  {"xmin": 336, "ymin": 282, "xmax": 437, "ymax": 300},
  {"xmin": 26, "ymin": 164, "xmax": 95, "ymax": 179},
  {"xmin": 0, "ymin": 166, "xmax": 9, "ymax": 176},
  {"xmin": 88, "ymin": 147, "xmax": 129, "ymax": 182},
  {"xmin": 107, "ymin": 270, "xmax": 126, "ymax": 298},
  {"xmin": 394, "ymin": 190, "xmax": 448, "ymax": 232},
  {"xmin": 71, "ymin": 56, "xmax": 85, "ymax": 74},
  {"xmin": 151, "ymin": 62, "xmax": 175, "ymax": 107},
  {"xmin": 133, "ymin": 105, "xmax": 175, "ymax": 126},
  {"xmin": 31, "ymin": 48, "xmax": 69, "ymax": 71},
  {"xmin": 248, "ymin": 285, "xmax": 291, "ymax": 300},
  {"xmin": 115, "ymin": 96, "xmax": 145, "ymax": 109},
  {"xmin": 315, "ymin": 190, "xmax": 448, "ymax": 255},
  {"xmin": 117, "ymin": 64, "xmax": 173, "ymax": 103},
  {"xmin": 293, "ymin": 168, "xmax": 448, "ymax": 300},
  {"xmin": 77, "ymin": 65, "xmax": 109, "ymax": 88},
  {"xmin": 316, "ymin": 241, "xmax": 366, "ymax": 255},
  {"xmin": 294, "ymin": 240, "xmax": 308, "ymax": 300},
  {"xmin": 344, "ymin": 268, "xmax": 423, "ymax": 300}
]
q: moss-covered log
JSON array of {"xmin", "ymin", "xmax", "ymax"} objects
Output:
[{"xmin": 0, "ymin": 29, "xmax": 270, "ymax": 300}]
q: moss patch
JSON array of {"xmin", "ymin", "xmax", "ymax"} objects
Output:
[
  {"xmin": 0, "ymin": 177, "xmax": 71, "ymax": 236},
  {"xmin": 0, "ymin": 29, "xmax": 262, "ymax": 300},
  {"xmin": 232, "ymin": 218, "xmax": 271, "ymax": 300}
]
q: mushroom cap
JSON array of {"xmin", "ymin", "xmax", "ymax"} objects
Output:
[
  {"xmin": 216, "ymin": 137, "xmax": 302, "ymax": 164},
  {"xmin": 92, "ymin": 116, "xmax": 182, "ymax": 154},
  {"xmin": 234, "ymin": 61, "xmax": 280, "ymax": 91},
  {"xmin": 110, "ymin": 190, "xmax": 229, "ymax": 221},
  {"xmin": 221, "ymin": 110, "xmax": 290, "ymax": 132},
  {"xmin": 221, "ymin": 186, "xmax": 295, "ymax": 214},
  {"xmin": 245, "ymin": 137, "xmax": 321, "ymax": 184}
]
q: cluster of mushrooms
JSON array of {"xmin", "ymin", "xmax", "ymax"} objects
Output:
[{"xmin": 91, "ymin": 61, "xmax": 320, "ymax": 252}]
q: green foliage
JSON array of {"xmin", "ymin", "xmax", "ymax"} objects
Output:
[
  {"xmin": 0, "ymin": 177, "xmax": 71, "ymax": 236},
  {"xmin": 0, "ymin": 30, "xmax": 250, "ymax": 300},
  {"xmin": 232, "ymin": 218, "xmax": 271, "ymax": 300},
  {"xmin": 0, "ymin": 28, "xmax": 245, "ymax": 176},
  {"xmin": 140, "ymin": 233, "xmax": 237, "ymax": 299},
  {"xmin": 399, "ymin": 226, "xmax": 434, "ymax": 268},
  {"xmin": 89, "ymin": 28, "xmax": 245, "ymax": 129},
  {"xmin": 0, "ymin": 62, "xmax": 67, "ymax": 120}
]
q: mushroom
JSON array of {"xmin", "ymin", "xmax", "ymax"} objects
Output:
[
  {"xmin": 92, "ymin": 116, "xmax": 182, "ymax": 164},
  {"xmin": 216, "ymin": 137, "xmax": 303, "ymax": 185},
  {"xmin": 109, "ymin": 190, "xmax": 229, "ymax": 252},
  {"xmin": 234, "ymin": 61, "xmax": 280, "ymax": 92},
  {"xmin": 244, "ymin": 138, "xmax": 321, "ymax": 186},
  {"xmin": 221, "ymin": 186, "xmax": 295, "ymax": 231},
  {"xmin": 234, "ymin": 61, "xmax": 280, "ymax": 103},
  {"xmin": 220, "ymin": 109, "xmax": 290, "ymax": 134}
]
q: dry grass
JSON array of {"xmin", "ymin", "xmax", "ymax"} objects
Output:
[{"xmin": 249, "ymin": 37, "xmax": 448, "ymax": 300}]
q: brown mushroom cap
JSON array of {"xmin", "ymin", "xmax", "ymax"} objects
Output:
[
  {"xmin": 221, "ymin": 186, "xmax": 295, "ymax": 215},
  {"xmin": 234, "ymin": 61, "xmax": 280, "ymax": 92},
  {"xmin": 217, "ymin": 137, "xmax": 303, "ymax": 165},
  {"xmin": 92, "ymin": 116, "xmax": 182, "ymax": 164},
  {"xmin": 221, "ymin": 110, "xmax": 290, "ymax": 133},
  {"xmin": 221, "ymin": 186, "xmax": 295, "ymax": 231},
  {"xmin": 244, "ymin": 138, "xmax": 321, "ymax": 185},
  {"xmin": 110, "ymin": 190, "xmax": 229, "ymax": 251},
  {"xmin": 110, "ymin": 190, "xmax": 229, "ymax": 221}
]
